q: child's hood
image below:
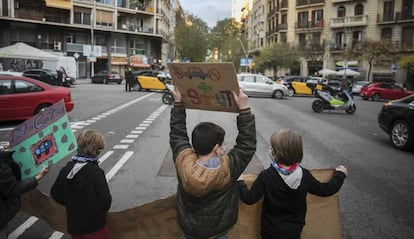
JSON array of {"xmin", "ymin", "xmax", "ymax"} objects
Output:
[{"xmin": 65, "ymin": 162, "xmax": 90, "ymax": 190}]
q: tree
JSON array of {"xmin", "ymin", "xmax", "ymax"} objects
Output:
[
  {"xmin": 297, "ymin": 35, "xmax": 326, "ymax": 75},
  {"xmin": 254, "ymin": 43, "xmax": 300, "ymax": 74},
  {"xmin": 209, "ymin": 18, "xmax": 245, "ymax": 70},
  {"xmin": 399, "ymin": 55, "xmax": 414, "ymax": 73},
  {"xmin": 174, "ymin": 15, "xmax": 209, "ymax": 62},
  {"xmin": 344, "ymin": 39, "xmax": 402, "ymax": 81}
]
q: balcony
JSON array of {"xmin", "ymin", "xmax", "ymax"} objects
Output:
[
  {"xmin": 377, "ymin": 13, "xmax": 395, "ymax": 23},
  {"xmin": 330, "ymin": 15, "xmax": 368, "ymax": 28},
  {"xmin": 331, "ymin": 0, "xmax": 353, "ymax": 3},
  {"xmin": 267, "ymin": 7, "xmax": 278, "ymax": 18},
  {"xmin": 297, "ymin": 0, "xmax": 324, "ymax": 6},
  {"xmin": 15, "ymin": 9, "xmax": 43, "ymax": 21}
]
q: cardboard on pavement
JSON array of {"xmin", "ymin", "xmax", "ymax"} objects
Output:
[
  {"xmin": 167, "ymin": 62, "xmax": 240, "ymax": 113},
  {"xmin": 21, "ymin": 169, "xmax": 341, "ymax": 238}
]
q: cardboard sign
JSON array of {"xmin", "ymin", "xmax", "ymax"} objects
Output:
[
  {"xmin": 167, "ymin": 63, "xmax": 240, "ymax": 112},
  {"xmin": 21, "ymin": 169, "xmax": 341, "ymax": 239},
  {"xmin": 9, "ymin": 100, "xmax": 77, "ymax": 179}
]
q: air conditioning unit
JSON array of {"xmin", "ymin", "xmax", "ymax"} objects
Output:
[{"xmin": 54, "ymin": 41, "xmax": 62, "ymax": 50}]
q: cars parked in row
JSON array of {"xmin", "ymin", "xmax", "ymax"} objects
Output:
[
  {"xmin": 22, "ymin": 68, "xmax": 75, "ymax": 87},
  {"xmin": 360, "ymin": 82, "xmax": 414, "ymax": 101},
  {"xmin": 351, "ymin": 80, "xmax": 369, "ymax": 94},
  {"xmin": 91, "ymin": 70, "xmax": 123, "ymax": 84},
  {"xmin": 237, "ymin": 73, "xmax": 289, "ymax": 99},
  {"xmin": 378, "ymin": 94, "xmax": 414, "ymax": 150},
  {"xmin": 0, "ymin": 75, "xmax": 74, "ymax": 121}
]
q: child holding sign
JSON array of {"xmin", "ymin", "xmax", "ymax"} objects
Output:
[
  {"xmin": 237, "ymin": 129, "xmax": 348, "ymax": 239},
  {"xmin": 169, "ymin": 86, "xmax": 256, "ymax": 239}
]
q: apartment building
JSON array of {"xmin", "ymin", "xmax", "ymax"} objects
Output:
[
  {"xmin": 245, "ymin": 0, "xmax": 414, "ymax": 84},
  {"xmin": 0, "ymin": 0, "xmax": 175, "ymax": 78}
]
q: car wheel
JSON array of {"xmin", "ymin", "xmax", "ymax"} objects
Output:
[
  {"xmin": 312, "ymin": 99, "xmax": 324, "ymax": 113},
  {"xmin": 162, "ymin": 92, "xmax": 174, "ymax": 105},
  {"xmin": 362, "ymin": 96, "xmax": 368, "ymax": 100},
  {"xmin": 34, "ymin": 104, "xmax": 52, "ymax": 115},
  {"xmin": 288, "ymin": 88, "xmax": 295, "ymax": 97},
  {"xmin": 104, "ymin": 79, "xmax": 108, "ymax": 84},
  {"xmin": 389, "ymin": 120, "xmax": 413, "ymax": 150},
  {"xmin": 133, "ymin": 83, "xmax": 141, "ymax": 91},
  {"xmin": 372, "ymin": 93, "xmax": 381, "ymax": 101},
  {"xmin": 272, "ymin": 90, "xmax": 283, "ymax": 99},
  {"xmin": 117, "ymin": 80, "xmax": 121, "ymax": 85},
  {"xmin": 345, "ymin": 103, "xmax": 356, "ymax": 114}
]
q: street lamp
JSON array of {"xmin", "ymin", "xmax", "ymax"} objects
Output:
[{"xmin": 90, "ymin": 0, "xmax": 96, "ymax": 77}]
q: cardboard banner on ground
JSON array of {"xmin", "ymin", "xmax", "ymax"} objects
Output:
[
  {"xmin": 21, "ymin": 169, "xmax": 341, "ymax": 238},
  {"xmin": 9, "ymin": 100, "xmax": 77, "ymax": 179},
  {"xmin": 167, "ymin": 63, "xmax": 239, "ymax": 113}
]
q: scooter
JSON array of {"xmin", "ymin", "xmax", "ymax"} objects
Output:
[
  {"xmin": 312, "ymin": 87, "xmax": 356, "ymax": 114},
  {"xmin": 161, "ymin": 83, "xmax": 174, "ymax": 105}
]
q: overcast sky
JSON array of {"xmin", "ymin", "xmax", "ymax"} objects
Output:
[{"xmin": 179, "ymin": 0, "xmax": 232, "ymax": 28}]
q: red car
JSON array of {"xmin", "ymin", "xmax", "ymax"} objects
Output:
[
  {"xmin": 360, "ymin": 82, "xmax": 414, "ymax": 101},
  {"xmin": 0, "ymin": 75, "xmax": 74, "ymax": 121}
]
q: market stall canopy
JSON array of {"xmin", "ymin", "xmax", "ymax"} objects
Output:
[
  {"xmin": 318, "ymin": 68, "xmax": 337, "ymax": 76},
  {"xmin": 0, "ymin": 42, "xmax": 58, "ymax": 61},
  {"xmin": 335, "ymin": 68, "xmax": 361, "ymax": 76}
]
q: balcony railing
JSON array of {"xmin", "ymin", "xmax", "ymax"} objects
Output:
[
  {"xmin": 330, "ymin": 15, "xmax": 368, "ymax": 28},
  {"xmin": 297, "ymin": 0, "xmax": 324, "ymax": 6},
  {"xmin": 377, "ymin": 13, "xmax": 395, "ymax": 22}
]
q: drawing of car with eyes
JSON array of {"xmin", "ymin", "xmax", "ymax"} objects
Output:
[{"xmin": 185, "ymin": 67, "xmax": 209, "ymax": 80}]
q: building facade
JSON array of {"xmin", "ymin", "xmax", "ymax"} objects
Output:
[
  {"xmin": 244, "ymin": 0, "xmax": 414, "ymax": 85},
  {"xmin": 0, "ymin": 0, "xmax": 175, "ymax": 78}
]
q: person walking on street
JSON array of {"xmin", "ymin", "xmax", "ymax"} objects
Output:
[
  {"xmin": 125, "ymin": 68, "xmax": 134, "ymax": 92},
  {"xmin": 0, "ymin": 150, "xmax": 49, "ymax": 239},
  {"xmin": 169, "ymin": 86, "xmax": 256, "ymax": 239}
]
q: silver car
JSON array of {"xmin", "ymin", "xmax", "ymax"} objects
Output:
[{"xmin": 237, "ymin": 73, "xmax": 289, "ymax": 99}]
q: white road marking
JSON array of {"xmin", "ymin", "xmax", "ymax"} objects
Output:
[
  {"xmin": 8, "ymin": 216, "xmax": 39, "ymax": 239},
  {"xmin": 105, "ymin": 151, "xmax": 134, "ymax": 181},
  {"xmin": 125, "ymin": 134, "xmax": 139, "ymax": 138},
  {"xmin": 130, "ymin": 130, "xmax": 143, "ymax": 134},
  {"xmin": 120, "ymin": 139, "xmax": 135, "ymax": 143},
  {"xmin": 113, "ymin": 145, "xmax": 129, "ymax": 149}
]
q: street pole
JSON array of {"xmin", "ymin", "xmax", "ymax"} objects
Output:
[
  {"xmin": 238, "ymin": 38, "xmax": 248, "ymax": 72},
  {"xmin": 90, "ymin": 0, "xmax": 96, "ymax": 78}
]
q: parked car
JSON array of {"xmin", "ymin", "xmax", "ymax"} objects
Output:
[
  {"xmin": 378, "ymin": 94, "xmax": 414, "ymax": 150},
  {"xmin": 0, "ymin": 75, "xmax": 74, "ymax": 121},
  {"xmin": 0, "ymin": 71, "xmax": 23, "ymax": 76},
  {"xmin": 351, "ymin": 80, "xmax": 369, "ymax": 94},
  {"xmin": 237, "ymin": 73, "xmax": 289, "ymax": 99},
  {"xmin": 23, "ymin": 69, "xmax": 59, "ymax": 86},
  {"xmin": 278, "ymin": 75, "xmax": 323, "ymax": 96},
  {"xmin": 131, "ymin": 70, "xmax": 168, "ymax": 91},
  {"xmin": 360, "ymin": 82, "xmax": 414, "ymax": 101},
  {"xmin": 91, "ymin": 70, "xmax": 123, "ymax": 84}
]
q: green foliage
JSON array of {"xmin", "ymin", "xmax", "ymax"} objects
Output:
[
  {"xmin": 254, "ymin": 43, "xmax": 300, "ymax": 71},
  {"xmin": 399, "ymin": 55, "xmax": 414, "ymax": 73},
  {"xmin": 209, "ymin": 18, "xmax": 245, "ymax": 69},
  {"xmin": 174, "ymin": 15, "xmax": 209, "ymax": 62}
]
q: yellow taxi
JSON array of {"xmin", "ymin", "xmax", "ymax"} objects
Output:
[
  {"xmin": 132, "ymin": 70, "xmax": 171, "ymax": 91},
  {"xmin": 279, "ymin": 76, "xmax": 323, "ymax": 96}
]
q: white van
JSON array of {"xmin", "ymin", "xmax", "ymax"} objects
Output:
[{"xmin": 43, "ymin": 56, "xmax": 77, "ymax": 85}]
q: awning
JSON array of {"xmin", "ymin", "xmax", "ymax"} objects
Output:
[
  {"xmin": 45, "ymin": 0, "xmax": 72, "ymax": 10},
  {"xmin": 130, "ymin": 63, "xmax": 151, "ymax": 68},
  {"xmin": 111, "ymin": 57, "xmax": 128, "ymax": 66}
]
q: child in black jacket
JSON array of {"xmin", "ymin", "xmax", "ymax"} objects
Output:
[{"xmin": 237, "ymin": 129, "xmax": 348, "ymax": 239}]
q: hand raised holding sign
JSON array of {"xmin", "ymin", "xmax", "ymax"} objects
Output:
[
  {"xmin": 231, "ymin": 89, "xmax": 249, "ymax": 111},
  {"xmin": 172, "ymin": 85, "xmax": 182, "ymax": 103}
]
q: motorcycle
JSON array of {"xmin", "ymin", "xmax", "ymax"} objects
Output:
[
  {"xmin": 312, "ymin": 86, "xmax": 356, "ymax": 114},
  {"xmin": 162, "ymin": 83, "xmax": 174, "ymax": 105}
]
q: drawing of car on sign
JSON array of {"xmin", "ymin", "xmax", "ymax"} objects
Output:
[
  {"xmin": 31, "ymin": 134, "xmax": 57, "ymax": 165},
  {"xmin": 34, "ymin": 139, "xmax": 52, "ymax": 159},
  {"xmin": 185, "ymin": 67, "xmax": 209, "ymax": 79}
]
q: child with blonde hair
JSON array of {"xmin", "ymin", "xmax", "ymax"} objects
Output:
[{"xmin": 51, "ymin": 129, "xmax": 111, "ymax": 239}]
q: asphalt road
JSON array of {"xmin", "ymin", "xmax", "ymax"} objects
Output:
[{"xmin": 2, "ymin": 80, "xmax": 413, "ymax": 239}]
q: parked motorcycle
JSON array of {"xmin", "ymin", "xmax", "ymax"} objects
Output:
[
  {"xmin": 162, "ymin": 83, "xmax": 174, "ymax": 105},
  {"xmin": 312, "ymin": 87, "xmax": 356, "ymax": 114}
]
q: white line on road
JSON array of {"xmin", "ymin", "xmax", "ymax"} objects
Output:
[
  {"xmin": 105, "ymin": 151, "xmax": 134, "ymax": 181},
  {"xmin": 8, "ymin": 216, "xmax": 39, "ymax": 239}
]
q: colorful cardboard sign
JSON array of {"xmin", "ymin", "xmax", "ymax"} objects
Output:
[
  {"xmin": 9, "ymin": 100, "xmax": 77, "ymax": 179},
  {"xmin": 167, "ymin": 63, "xmax": 240, "ymax": 112}
]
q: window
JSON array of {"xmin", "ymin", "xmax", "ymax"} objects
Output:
[
  {"xmin": 0, "ymin": 80, "xmax": 12, "ymax": 95},
  {"xmin": 298, "ymin": 11, "xmax": 308, "ymax": 28},
  {"xmin": 312, "ymin": 9, "xmax": 323, "ymax": 26},
  {"xmin": 241, "ymin": 75, "xmax": 254, "ymax": 83},
  {"xmin": 15, "ymin": 80, "xmax": 43, "ymax": 94},
  {"xmin": 355, "ymin": 4, "xmax": 364, "ymax": 15},
  {"xmin": 256, "ymin": 75, "xmax": 271, "ymax": 84},
  {"xmin": 352, "ymin": 31, "xmax": 362, "ymax": 47},
  {"xmin": 74, "ymin": 7, "xmax": 91, "ymax": 25},
  {"xmin": 381, "ymin": 28, "xmax": 393, "ymax": 40},
  {"xmin": 402, "ymin": 27, "xmax": 414, "ymax": 48},
  {"xmin": 336, "ymin": 32, "xmax": 345, "ymax": 49},
  {"xmin": 96, "ymin": 10, "xmax": 113, "ymax": 28},
  {"xmin": 338, "ymin": 6, "xmax": 346, "ymax": 17},
  {"xmin": 299, "ymin": 33, "xmax": 307, "ymax": 45}
]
